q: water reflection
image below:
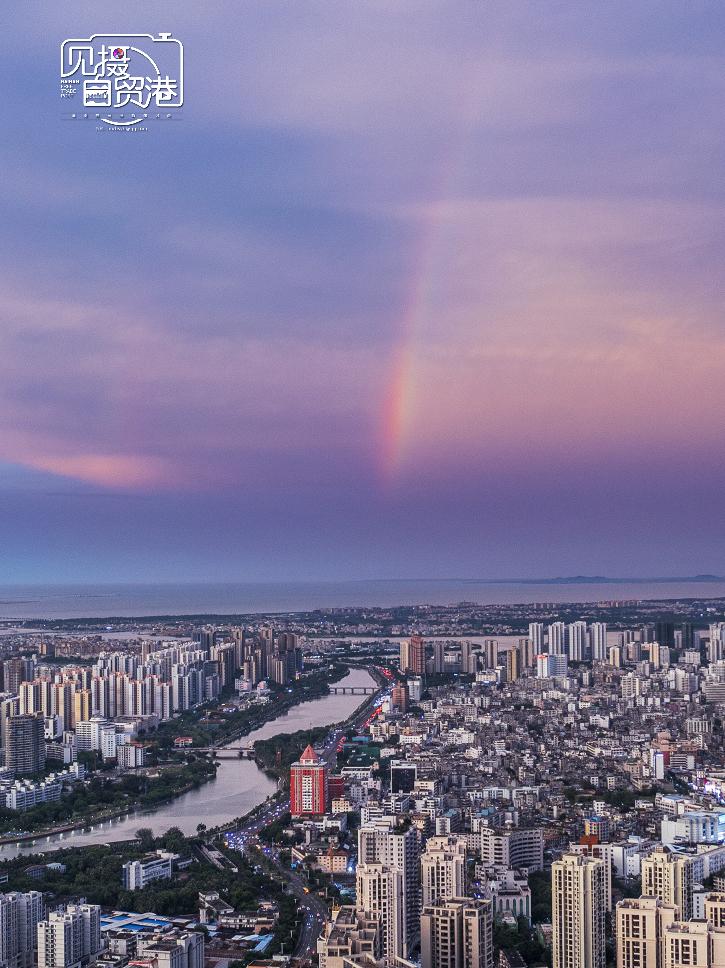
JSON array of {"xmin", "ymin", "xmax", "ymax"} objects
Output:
[{"xmin": 0, "ymin": 668, "xmax": 375, "ymax": 859}]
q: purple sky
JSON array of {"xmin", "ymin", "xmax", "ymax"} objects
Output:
[{"xmin": 2, "ymin": 1, "xmax": 725, "ymax": 582}]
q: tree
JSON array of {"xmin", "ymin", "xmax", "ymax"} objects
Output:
[
  {"xmin": 160, "ymin": 826, "xmax": 187, "ymax": 853},
  {"xmin": 136, "ymin": 827, "xmax": 155, "ymax": 851},
  {"xmin": 78, "ymin": 750, "xmax": 101, "ymax": 770},
  {"xmin": 529, "ymin": 870, "xmax": 552, "ymax": 924},
  {"xmin": 196, "ymin": 823, "xmax": 207, "ymax": 836}
]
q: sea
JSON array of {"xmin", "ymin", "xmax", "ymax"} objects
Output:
[{"xmin": 0, "ymin": 580, "xmax": 724, "ymax": 620}]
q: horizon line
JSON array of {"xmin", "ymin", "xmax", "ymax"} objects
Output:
[{"xmin": 0, "ymin": 574, "xmax": 723, "ymax": 588}]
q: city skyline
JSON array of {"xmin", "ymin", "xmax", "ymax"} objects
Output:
[
  {"xmin": 4, "ymin": 2, "xmax": 725, "ymax": 582},
  {"xmin": 0, "ymin": 605, "xmax": 723, "ymax": 965}
]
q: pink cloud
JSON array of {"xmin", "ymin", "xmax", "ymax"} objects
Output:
[{"xmin": 21, "ymin": 454, "xmax": 174, "ymax": 490}]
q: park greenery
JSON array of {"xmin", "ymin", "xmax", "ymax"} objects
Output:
[
  {"xmin": 493, "ymin": 915, "xmax": 552, "ymax": 967},
  {"xmin": 0, "ymin": 826, "xmax": 300, "ymax": 959},
  {"xmin": 0, "ymin": 759, "xmax": 216, "ymax": 836},
  {"xmin": 254, "ymin": 727, "xmax": 330, "ymax": 784}
]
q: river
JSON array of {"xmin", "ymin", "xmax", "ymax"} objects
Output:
[{"xmin": 0, "ymin": 667, "xmax": 376, "ymax": 860}]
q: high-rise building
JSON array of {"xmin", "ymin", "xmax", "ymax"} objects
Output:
[
  {"xmin": 211, "ymin": 643, "xmax": 236, "ymax": 688},
  {"xmin": 5, "ymin": 715, "xmax": 45, "ymax": 775},
  {"xmin": 433, "ymin": 642, "xmax": 445, "ymax": 675},
  {"xmin": 391, "ymin": 684, "xmax": 409, "ymax": 713},
  {"xmin": 69, "ymin": 905, "xmax": 101, "ymax": 966},
  {"xmin": 37, "ymin": 905, "xmax": 101, "ymax": 968},
  {"xmin": 52, "ymin": 684, "xmax": 75, "ymax": 732},
  {"xmin": 317, "ymin": 905, "xmax": 382, "ymax": 968},
  {"xmin": 408, "ymin": 676, "xmax": 423, "ymax": 702},
  {"xmin": 552, "ymin": 853, "xmax": 606, "ymax": 968},
  {"xmin": 290, "ymin": 744, "xmax": 328, "ymax": 816},
  {"xmin": 680, "ymin": 623, "xmax": 694, "ymax": 652},
  {"xmin": 460, "ymin": 642, "xmax": 475, "ymax": 675},
  {"xmin": 505, "ymin": 649, "xmax": 521, "ymax": 683},
  {"xmin": 410, "ymin": 636, "xmax": 426, "ymax": 676},
  {"xmin": 0, "ymin": 697, "xmax": 19, "ymax": 753},
  {"xmin": 650, "ymin": 641, "xmax": 671, "ymax": 669},
  {"xmin": 421, "ymin": 836, "xmax": 466, "ymax": 907},
  {"xmin": 528, "ymin": 623, "xmax": 544, "ymax": 653},
  {"xmin": 483, "ymin": 640, "xmax": 497, "ymax": 670},
  {"xmin": 401, "ymin": 637, "xmax": 426, "ymax": 676},
  {"xmin": 642, "ymin": 846, "xmax": 694, "ymax": 920},
  {"xmin": 0, "ymin": 891, "xmax": 44, "ymax": 968},
  {"xmin": 548, "ymin": 622, "xmax": 566, "ymax": 655},
  {"xmin": 567, "ymin": 622, "xmax": 588, "ymax": 662},
  {"xmin": 356, "ymin": 863, "xmax": 405, "ymax": 965},
  {"xmin": 708, "ymin": 624, "xmax": 725, "ymax": 664},
  {"xmin": 420, "ymin": 897, "xmax": 493, "ymax": 968},
  {"xmin": 621, "ymin": 673, "xmax": 642, "ymax": 700},
  {"xmin": 198, "ymin": 627, "xmax": 217, "ymax": 652},
  {"xmin": 568, "ymin": 841, "xmax": 614, "ymax": 911},
  {"xmin": 358, "ymin": 819, "xmax": 421, "ymax": 958},
  {"xmin": 18, "ymin": 682, "xmax": 42, "ymax": 717},
  {"xmin": 656, "ymin": 621, "xmax": 676, "ymax": 649},
  {"xmin": 590, "ymin": 623, "xmax": 608, "ymax": 662},
  {"xmin": 519, "ymin": 637, "xmax": 535, "ymax": 669},
  {"xmin": 616, "ymin": 896, "xmax": 678, "ymax": 968},
  {"xmin": 478, "ymin": 827, "xmax": 543, "ymax": 872},
  {"xmin": 662, "ymin": 918, "xmax": 725, "ymax": 968},
  {"xmin": 73, "ymin": 690, "xmax": 92, "ymax": 726},
  {"xmin": 3, "ymin": 659, "xmax": 31, "ymax": 697},
  {"xmin": 537, "ymin": 653, "xmax": 568, "ymax": 679},
  {"xmin": 705, "ymin": 893, "xmax": 725, "ymax": 928}
]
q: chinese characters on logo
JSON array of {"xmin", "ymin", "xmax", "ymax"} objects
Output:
[{"xmin": 60, "ymin": 33, "xmax": 184, "ymax": 129}]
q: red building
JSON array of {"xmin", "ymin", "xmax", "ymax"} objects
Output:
[
  {"xmin": 328, "ymin": 774, "xmax": 345, "ymax": 801},
  {"xmin": 409, "ymin": 635, "xmax": 426, "ymax": 675},
  {"xmin": 290, "ymin": 744, "xmax": 328, "ymax": 816}
]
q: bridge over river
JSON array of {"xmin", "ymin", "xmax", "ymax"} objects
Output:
[
  {"xmin": 191, "ymin": 746, "xmax": 256, "ymax": 759},
  {"xmin": 328, "ymin": 685, "xmax": 376, "ymax": 694},
  {"xmin": 0, "ymin": 665, "xmax": 380, "ymax": 859}
]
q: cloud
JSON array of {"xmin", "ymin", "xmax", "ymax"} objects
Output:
[
  {"xmin": 1, "ymin": 1, "xmax": 725, "ymax": 578},
  {"xmin": 21, "ymin": 454, "xmax": 173, "ymax": 489},
  {"xmin": 0, "ymin": 284, "xmax": 386, "ymax": 491},
  {"xmin": 380, "ymin": 193, "xmax": 725, "ymax": 472}
]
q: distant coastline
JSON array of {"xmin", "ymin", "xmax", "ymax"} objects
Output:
[
  {"xmin": 454, "ymin": 574, "xmax": 724, "ymax": 585},
  {"xmin": 1, "ymin": 577, "xmax": 724, "ymax": 622},
  {"xmin": 0, "ymin": 574, "xmax": 723, "ymax": 590}
]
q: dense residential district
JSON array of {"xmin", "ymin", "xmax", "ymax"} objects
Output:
[{"xmin": 0, "ymin": 606, "xmax": 724, "ymax": 968}]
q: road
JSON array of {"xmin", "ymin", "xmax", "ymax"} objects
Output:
[
  {"xmin": 220, "ymin": 725, "xmax": 347, "ymax": 958},
  {"xmin": 219, "ymin": 668, "xmax": 391, "ymax": 959}
]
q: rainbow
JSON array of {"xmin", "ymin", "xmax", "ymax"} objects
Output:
[
  {"xmin": 378, "ymin": 222, "xmax": 439, "ymax": 486},
  {"xmin": 377, "ymin": 81, "xmax": 481, "ymax": 487}
]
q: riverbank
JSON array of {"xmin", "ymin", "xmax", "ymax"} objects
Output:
[
  {"xmin": 152, "ymin": 662, "xmax": 350, "ymax": 751},
  {"xmin": 0, "ymin": 664, "xmax": 351, "ymax": 848},
  {"xmin": 0, "ymin": 667, "xmax": 380, "ymax": 856},
  {"xmin": 252, "ymin": 667, "xmax": 385, "ymax": 783},
  {"xmin": 0, "ymin": 760, "xmax": 217, "ymax": 845}
]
